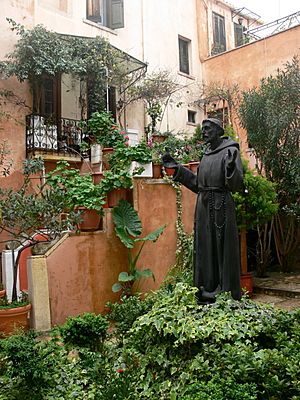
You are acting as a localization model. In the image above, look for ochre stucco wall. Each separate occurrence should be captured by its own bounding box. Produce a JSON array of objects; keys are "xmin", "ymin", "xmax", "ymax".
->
[
  {"xmin": 45, "ymin": 178, "xmax": 196, "ymax": 326},
  {"xmin": 202, "ymin": 25, "xmax": 300, "ymax": 158}
]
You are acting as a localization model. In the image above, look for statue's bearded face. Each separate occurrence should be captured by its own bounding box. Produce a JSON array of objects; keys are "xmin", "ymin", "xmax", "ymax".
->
[{"xmin": 202, "ymin": 121, "xmax": 220, "ymax": 144}]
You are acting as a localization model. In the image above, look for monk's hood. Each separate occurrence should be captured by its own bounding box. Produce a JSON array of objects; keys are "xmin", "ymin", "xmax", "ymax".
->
[{"xmin": 205, "ymin": 137, "xmax": 240, "ymax": 155}]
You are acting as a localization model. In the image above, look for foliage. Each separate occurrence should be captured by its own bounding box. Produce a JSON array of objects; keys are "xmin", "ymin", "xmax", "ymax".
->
[
  {"xmin": 46, "ymin": 161, "xmax": 105, "ymax": 213},
  {"xmin": 111, "ymin": 200, "xmax": 166, "ymax": 295},
  {"xmin": 0, "ymin": 331, "xmax": 63, "ymax": 398},
  {"xmin": 149, "ymin": 132, "xmax": 205, "ymax": 164},
  {"xmin": 83, "ymin": 110, "xmax": 127, "ymax": 147},
  {"xmin": 124, "ymin": 284, "xmax": 300, "ymax": 399},
  {"xmin": 0, "ymin": 140, "xmax": 13, "ymax": 177},
  {"xmin": 109, "ymin": 141, "xmax": 152, "ymax": 173},
  {"xmin": 239, "ymin": 57, "xmax": 300, "ymax": 216},
  {"xmin": 0, "ymin": 280, "xmax": 300, "ymax": 399},
  {"xmin": 59, "ymin": 313, "xmax": 109, "ymax": 351},
  {"xmin": 0, "ymin": 159, "xmax": 80, "ymax": 302},
  {"xmin": 233, "ymin": 160, "xmax": 278, "ymax": 230},
  {"xmin": 106, "ymin": 294, "xmax": 154, "ymax": 338},
  {"xmin": 0, "ymin": 20, "xmax": 145, "ymax": 116},
  {"xmin": 120, "ymin": 69, "xmax": 182, "ymax": 132},
  {"xmin": 99, "ymin": 168, "xmax": 134, "ymax": 196}
]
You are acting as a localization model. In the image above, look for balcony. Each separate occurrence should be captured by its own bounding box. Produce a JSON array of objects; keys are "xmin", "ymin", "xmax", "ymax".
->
[{"xmin": 26, "ymin": 114, "xmax": 89, "ymax": 161}]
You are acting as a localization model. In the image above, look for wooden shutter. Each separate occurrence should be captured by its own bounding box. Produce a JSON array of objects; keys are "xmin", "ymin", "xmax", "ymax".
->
[
  {"xmin": 107, "ymin": 0, "xmax": 124, "ymax": 29},
  {"xmin": 87, "ymin": 0, "xmax": 101, "ymax": 23},
  {"xmin": 213, "ymin": 13, "xmax": 226, "ymax": 53},
  {"xmin": 179, "ymin": 38, "xmax": 190, "ymax": 74},
  {"xmin": 234, "ymin": 23, "xmax": 244, "ymax": 47}
]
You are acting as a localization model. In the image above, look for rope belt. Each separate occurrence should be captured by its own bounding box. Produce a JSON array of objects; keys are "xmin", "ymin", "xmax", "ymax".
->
[
  {"xmin": 198, "ymin": 187, "xmax": 228, "ymax": 237},
  {"xmin": 198, "ymin": 186, "xmax": 228, "ymax": 192}
]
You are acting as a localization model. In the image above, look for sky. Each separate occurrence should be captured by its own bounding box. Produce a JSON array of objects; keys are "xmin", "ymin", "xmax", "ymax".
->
[{"xmin": 228, "ymin": 0, "xmax": 300, "ymax": 23}]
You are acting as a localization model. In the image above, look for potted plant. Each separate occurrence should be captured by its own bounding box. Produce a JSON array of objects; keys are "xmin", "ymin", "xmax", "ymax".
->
[
  {"xmin": 111, "ymin": 199, "xmax": 166, "ymax": 296},
  {"xmin": 46, "ymin": 161, "xmax": 106, "ymax": 231},
  {"xmin": 233, "ymin": 160, "xmax": 278, "ymax": 293},
  {"xmin": 84, "ymin": 110, "xmax": 127, "ymax": 149},
  {"xmin": 99, "ymin": 169, "xmax": 134, "ymax": 208},
  {"xmin": 0, "ymin": 159, "xmax": 79, "ymax": 336}
]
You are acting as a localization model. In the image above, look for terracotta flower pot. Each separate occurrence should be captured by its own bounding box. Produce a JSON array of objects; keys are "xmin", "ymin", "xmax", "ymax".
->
[
  {"xmin": 77, "ymin": 207, "xmax": 102, "ymax": 231},
  {"xmin": 240, "ymin": 272, "xmax": 254, "ymax": 296},
  {"xmin": 92, "ymin": 172, "xmax": 104, "ymax": 185},
  {"xmin": 0, "ymin": 303, "xmax": 31, "ymax": 336},
  {"xmin": 0, "ymin": 289, "xmax": 5, "ymax": 298},
  {"xmin": 182, "ymin": 163, "xmax": 190, "ymax": 169},
  {"xmin": 102, "ymin": 147, "xmax": 114, "ymax": 170},
  {"xmin": 189, "ymin": 161, "xmax": 200, "ymax": 173},
  {"xmin": 152, "ymin": 163, "xmax": 163, "ymax": 178},
  {"xmin": 151, "ymin": 134, "xmax": 168, "ymax": 143},
  {"xmin": 107, "ymin": 188, "xmax": 133, "ymax": 208},
  {"xmin": 164, "ymin": 167, "xmax": 175, "ymax": 176}
]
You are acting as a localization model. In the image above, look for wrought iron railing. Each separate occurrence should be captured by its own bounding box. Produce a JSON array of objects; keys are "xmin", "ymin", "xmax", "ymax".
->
[{"xmin": 26, "ymin": 114, "xmax": 89, "ymax": 158}]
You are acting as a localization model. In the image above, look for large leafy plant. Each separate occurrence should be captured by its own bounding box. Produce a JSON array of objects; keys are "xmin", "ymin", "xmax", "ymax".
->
[
  {"xmin": 46, "ymin": 161, "xmax": 105, "ymax": 213},
  {"xmin": 112, "ymin": 200, "xmax": 166, "ymax": 295},
  {"xmin": 84, "ymin": 110, "xmax": 126, "ymax": 148},
  {"xmin": 239, "ymin": 57, "xmax": 300, "ymax": 271},
  {"xmin": 0, "ymin": 159, "xmax": 80, "ymax": 303}
]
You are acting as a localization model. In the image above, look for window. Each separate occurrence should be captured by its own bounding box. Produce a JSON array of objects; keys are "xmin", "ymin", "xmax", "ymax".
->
[
  {"xmin": 178, "ymin": 37, "xmax": 190, "ymax": 75},
  {"xmin": 212, "ymin": 12, "xmax": 226, "ymax": 55},
  {"xmin": 86, "ymin": 0, "xmax": 124, "ymax": 29},
  {"xmin": 187, "ymin": 110, "xmax": 196, "ymax": 124},
  {"xmin": 234, "ymin": 22, "xmax": 244, "ymax": 47},
  {"xmin": 33, "ymin": 75, "xmax": 60, "ymax": 118}
]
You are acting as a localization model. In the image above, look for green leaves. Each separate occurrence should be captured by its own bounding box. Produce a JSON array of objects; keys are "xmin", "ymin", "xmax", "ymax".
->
[
  {"xmin": 112, "ymin": 200, "xmax": 165, "ymax": 295},
  {"xmin": 239, "ymin": 57, "xmax": 300, "ymax": 214},
  {"xmin": 112, "ymin": 200, "xmax": 142, "ymax": 245}
]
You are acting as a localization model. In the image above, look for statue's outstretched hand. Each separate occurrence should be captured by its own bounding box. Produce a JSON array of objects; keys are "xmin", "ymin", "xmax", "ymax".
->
[
  {"xmin": 162, "ymin": 152, "xmax": 178, "ymax": 169},
  {"xmin": 227, "ymin": 148, "xmax": 237, "ymax": 172}
]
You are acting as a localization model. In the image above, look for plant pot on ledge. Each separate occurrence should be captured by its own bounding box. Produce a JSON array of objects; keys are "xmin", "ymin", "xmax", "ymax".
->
[
  {"xmin": 151, "ymin": 133, "xmax": 168, "ymax": 143},
  {"xmin": 189, "ymin": 161, "xmax": 200, "ymax": 173},
  {"xmin": 0, "ymin": 303, "xmax": 31, "ymax": 337},
  {"xmin": 0, "ymin": 289, "xmax": 5, "ymax": 298},
  {"xmin": 107, "ymin": 188, "xmax": 133, "ymax": 208},
  {"xmin": 77, "ymin": 207, "xmax": 103, "ymax": 231},
  {"xmin": 102, "ymin": 147, "xmax": 114, "ymax": 170},
  {"xmin": 152, "ymin": 163, "xmax": 163, "ymax": 178}
]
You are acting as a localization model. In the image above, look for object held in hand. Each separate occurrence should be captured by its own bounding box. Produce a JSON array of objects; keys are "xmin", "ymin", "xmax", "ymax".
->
[{"xmin": 162, "ymin": 153, "xmax": 178, "ymax": 169}]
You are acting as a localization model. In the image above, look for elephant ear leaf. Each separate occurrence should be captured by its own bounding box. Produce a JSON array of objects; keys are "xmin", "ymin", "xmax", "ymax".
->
[
  {"xmin": 112, "ymin": 199, "xmax": 142, "ymax": 239},
  {"xmin": 115, "ymin": 227, "xmax": 134, "ymax": 248},
  {"xmin": 136, "ymin": 224, "xmax": 166, "ymax": 243}
]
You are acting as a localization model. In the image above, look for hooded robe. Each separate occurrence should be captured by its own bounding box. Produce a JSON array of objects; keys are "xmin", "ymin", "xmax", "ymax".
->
[{"xmin": 174, "ymin": 137, "xmax": 243, "ymax": 300}]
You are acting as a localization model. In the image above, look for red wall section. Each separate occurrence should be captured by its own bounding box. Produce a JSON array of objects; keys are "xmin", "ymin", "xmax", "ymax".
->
[{"xmin": 46, "ymin": 178, "xmax": 196, "ymax": 326}]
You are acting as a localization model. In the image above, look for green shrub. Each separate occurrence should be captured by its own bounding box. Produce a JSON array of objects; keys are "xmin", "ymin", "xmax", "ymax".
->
[
  {"xmin": 0, "ymin": 331, "xmax": 63, "ymax": 399},
  {"xmin": 59, "ymin": 312, "xmax": 109, "ymax": 351},
  {"xmin": 106, "ymin": 294, "xmax": 154, "ymax": 337},
  {"xmin": 123, "ymin": 284, "xmax": 300, "ymax": 399}
]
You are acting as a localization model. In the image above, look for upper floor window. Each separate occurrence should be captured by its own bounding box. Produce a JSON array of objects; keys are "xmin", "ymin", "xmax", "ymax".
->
[
  {"xmin": 178, "ymin": 36, "xmax": 191, "ymax": 75},
  {"xmin": 234, "ymin": 22, "xmax": 244, "ymax": 47},
  {"xmin": 212, "ymin": 12, "xmax": 226, "ymax": 55},
  {"xmin": 86, "ymin": 0, "xmax": 124, "ymax": 29}
]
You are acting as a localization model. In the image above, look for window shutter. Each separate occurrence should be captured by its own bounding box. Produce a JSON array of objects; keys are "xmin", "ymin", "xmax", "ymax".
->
[
  {"xmin": 179, "ymin": 38, "xmax": 190, "ymax": 75},
  {"xmin": 87, "ymin": 0, "xmax": 101, "ymax": 23},
  {"xmin": 234, "ymin": 23, "xmax": 244, "ymax": 47},
  {"xmin": 107, "ymin": 0, "xmax": 124, "ymax": 29},
  {"xmin": 212, "ymin": 13, "xmax": 226, "ymax": 53}
]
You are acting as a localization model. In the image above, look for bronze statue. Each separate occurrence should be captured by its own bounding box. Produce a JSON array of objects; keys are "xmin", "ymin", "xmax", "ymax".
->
[{"xmin": 162, "ymin": 118, "xmax": 243, "ymax": 303}]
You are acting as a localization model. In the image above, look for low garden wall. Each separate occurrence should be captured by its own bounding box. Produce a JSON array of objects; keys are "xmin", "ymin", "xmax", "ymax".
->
[{"xmin": 28, "ymin": 178, "xmax": 196, "ymax": 329}]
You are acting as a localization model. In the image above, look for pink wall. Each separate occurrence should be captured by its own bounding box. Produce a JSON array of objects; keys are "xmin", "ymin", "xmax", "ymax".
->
[
  {"xmin": 202, "ymin": 25, "xmax": 300, "ymax": 155},
  {"xmin": 46, "ymin": 179, "xmax": 196, "ymax": 326}
]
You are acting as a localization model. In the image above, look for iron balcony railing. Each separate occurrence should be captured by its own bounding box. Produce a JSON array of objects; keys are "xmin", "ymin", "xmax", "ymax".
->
[{"xmin": 26, "ymin": 114, "xmax": 89, "ymax": 158}]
